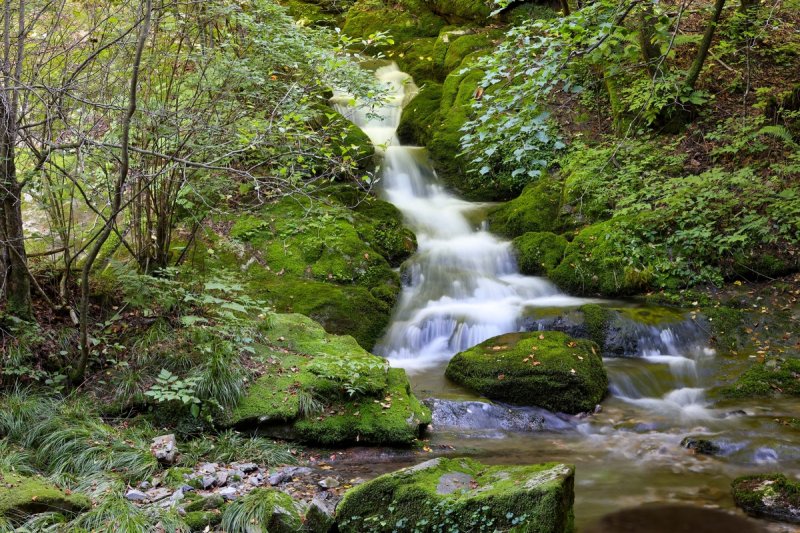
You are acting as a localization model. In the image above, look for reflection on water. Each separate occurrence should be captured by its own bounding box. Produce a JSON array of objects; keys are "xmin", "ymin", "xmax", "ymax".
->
[{"xmin": 335, "ymin": 63, "xmax": 800, "ymax": 532}]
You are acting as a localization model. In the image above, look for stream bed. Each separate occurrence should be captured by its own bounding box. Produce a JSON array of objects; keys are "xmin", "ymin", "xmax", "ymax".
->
[{"xmin": 333, "ymin": 64, "xmax": 800, "ymax": 531}]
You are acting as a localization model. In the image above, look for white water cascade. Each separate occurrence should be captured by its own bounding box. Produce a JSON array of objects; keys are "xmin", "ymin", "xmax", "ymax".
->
[{"xmin": 334, "ymin": 64, "xmax": 589, "ymax": 373}]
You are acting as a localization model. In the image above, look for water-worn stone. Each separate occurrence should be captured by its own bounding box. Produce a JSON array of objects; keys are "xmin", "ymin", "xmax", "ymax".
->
[
  {"xmin": 681, "ymin": 437, "xmax": 721, "ymax": 456},
  {"xmin": 336, "ymin": 458, "xmax": 575, "ymax": 532},
  {"xmin": 151, "ymin": 434, "xmax": 178, "ymax": 464},
  {"xmin": 585, "ymin": 503, "xmax": 767, "ymax": 533},
  {"xmin": 124, "ymin": 489, "xmax": 148, "ymax": 502},
  {"xmin": 732, "ymin": 474, "xmax": 800, "ymax": 524},
  {"xmin": 201, "ymin": 475, "xmax": 216, "ymax": 490},
  {"xmin": 445, "ymin": 331, "xmax": 607, "ymax": 414},
  {"xmin": 318, "ymin": 476, "xmax": 340, "ymax": 489},
  {"xmin": 219, "ymin": 487, "xmax": 238, "ymax": 501},
  {"xmin": 423, "ymin": 398, "xmax": 575, "ymax": 432}
]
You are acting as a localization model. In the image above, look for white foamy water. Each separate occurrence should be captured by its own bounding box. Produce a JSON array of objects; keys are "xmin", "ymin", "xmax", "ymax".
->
[{"xmin": 335, "ymin": 64, "xmax": 588, "ymax": 373}]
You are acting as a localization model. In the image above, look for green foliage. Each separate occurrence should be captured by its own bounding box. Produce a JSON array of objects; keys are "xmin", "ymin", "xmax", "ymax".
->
[
  {"xmin": 221, "ymin": 488, "xmax": 302, "ymax": 533},
  {"xmin": 179, "ymin": 430, "xmax": 296, "ymax": 467}
]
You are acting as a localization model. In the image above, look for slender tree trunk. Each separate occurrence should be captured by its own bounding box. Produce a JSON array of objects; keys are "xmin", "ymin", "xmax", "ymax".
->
[
  {"xmin": 685, "ymin": 0, "xmax": 727, "ymax": 91},
  {"xmin": 639, "ymin": 1, "xmax": 661, "ymax": 76},
  {"xmin": 0, "ymin": 0, "xmax": 32, "ymax": 319},
  {"xmin": 560, "ymin": 0, "xmax": 571, "ymax": 16},
  {"xmin": 73, "ymin": 0, "xmax": 152, "ymax": 382}
]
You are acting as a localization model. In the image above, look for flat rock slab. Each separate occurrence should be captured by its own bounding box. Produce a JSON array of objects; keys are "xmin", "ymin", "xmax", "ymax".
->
[{"xmin": 436, "ymin": 472, "xmax": 474, "ymax": 494}]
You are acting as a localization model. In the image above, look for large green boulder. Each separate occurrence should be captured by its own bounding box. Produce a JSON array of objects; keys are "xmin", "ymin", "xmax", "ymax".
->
[
  {"xmin": 342, "ymin": 0, "xmax": 446, "ymax": 42},
  {"xmin": 732, "ymin": 473, "xmax": 800, "ymax": 524},
  {"xmin": 549, "ymin": 218, "xmax": 653, "ymax": 297},
  {"xmin": 336, "ymin": 457, "xmax": 575, "ymax": 532},
  {"xmin": 512, "ymin": 231, "xmax": 567, "ymax": 276},
  {"xmin": 424, "ymin": 0, "xmax": 491, "ymax": 21},
  {"xmin": 397, "ymin": 83, "xmax": 442, "ymax": 146},
  {"xmin": 230, "ymin": 314, "xmax": 431, "ymax": 445},
  {"xmin": 445, "ymin": 331, "xmax": 607, "ymax": 413},
  {"xmin": 0, "ymin": 471, "xmax": 91, "ymax": 521},
  {"xmin": 488, "ymin": 175, "xmax": 563, "ymax": 238}
]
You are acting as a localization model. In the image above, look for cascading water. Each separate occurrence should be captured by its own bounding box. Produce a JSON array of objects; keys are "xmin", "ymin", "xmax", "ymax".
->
[
  {"xmin": 336, "ymin": 64, "xmax": 588, "ymax": 373},
  {"xmin": 334, "ymin": 63, "xmax": 800, "ymax": 531}
]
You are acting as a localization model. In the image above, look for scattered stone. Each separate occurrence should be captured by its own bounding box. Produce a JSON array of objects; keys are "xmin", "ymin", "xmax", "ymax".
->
[
  {"xmin": 248, "ymin": 474, "xmax": 264, "ymax": 487},
  {"xmin": 137, "ymin": 480, "xmax": 152, "ymax": 490},
  {"xmin": 124, "ymin": 489, "xmax": 148, "ymax": 502},
  {"xmin": 219, "ymin": 487, "xmax": 238, "ymax": 501},
  {"xmin": 318, "ymin": 476, "xmax": 339, "ymax": 489},
  {"xmin": 201, "ymin": 475, "xmax": 216, "ymax": 490},
  {"xmin": 337, "ymin": 458, "xmax": 574, "ymax": 533},
  {"xmin": 233, "ymin": 462, "xmax": 259, "ymax": 473},
  {"xmin": 269, "ymin": 471, "xmax": 289, "ymax": 486},
  {"xmin": 179, "ymin": 484, "xmax": 195, "ymax": 493},
  {"xmin": 200, "ymin": 462, "xmax": 218, "ymax": 474},
  {"xmin": 151, "ymin": 434, "xmax": 178, "ymax": 464},
  {"xmin": 681, "ymin": 437, "xmax": 722, "ymax": 456},
  {"xmin": 216, "ymin": 471, "xmax": 229, "ymax": 487},
  {"xmin": 733, "ymin": 474, "xmax": 800, "ymax": 523},
  {"xmin": 146, "ymin": 487, "xmax": 172, "ymax": 502}
]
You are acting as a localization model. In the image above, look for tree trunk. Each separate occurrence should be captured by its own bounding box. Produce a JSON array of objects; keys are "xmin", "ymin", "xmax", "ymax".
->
[
  {"xmin": 73, "ymin": 0, "xmax": 152, "ymax": 382},
  {"xmin": 685, "ymin": 0, "xmax": 727, "ymax": 92},
  {"xmin": 639, "ymin": 1, "xmax": 661, "ymax": 76}
]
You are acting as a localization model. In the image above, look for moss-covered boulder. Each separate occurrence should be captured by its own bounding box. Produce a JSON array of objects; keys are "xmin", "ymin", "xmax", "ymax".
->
[
  {"xmin": 549, "ymin": 218, "xmax": 653, "ymax": 297},
  {"xmin": 718, "ymin": 357, "xmax": 800, "ymax": 399},
  {"xmin": 732, "ymin": 473, "xmax": 800, "ymax": 524},
  {"xmin": 397, "ymin": 83, "xmax": 442, "ymax": 146},
  {"xmin": 513, "ymin": 232, "xmax": 567, "ymax": 276},
  {"xmin": 336, "ymin": 457, "xmax": 575, "ymax": 532},
  {"xmin": 342, "ymin": 0, "xmax": 446, "ymax": 42},
  {"xmin": 432, "ymin": 29, "xmax": 502, "ymax": 78},
  {"xmin": 424, "ymin": 0, "xmax": 491, "ymax": 21},
  {"xmin": 488, "ymin": 175, "xmax": 563, "ymax": 238},
  {"xmin": 445, "ymin": 331, "xmax": 607, "ymax": 414},
  {"xmin": 0, "ymin": 471, "xmax": 91, "ymax": 521},
  {"xmin": 230, "ymin": 313, "xmax": 430, "ymax": 445},
  {"xmin": 206, "ymin": 194, "xmax": 411, "ymax": 349},
  {"xmin": 224, "ymin": 489, "xmax": 305, "ymax": 532}
]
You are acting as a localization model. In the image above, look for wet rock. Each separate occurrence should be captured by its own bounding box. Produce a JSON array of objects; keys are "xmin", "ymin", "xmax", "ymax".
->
[
  {"xmin": 305, "ymin": 494, "xmax": 337, "ymax": 533},
  {"xmin": 424, "ymin": 398, "xmax": 557, "ymax": 432},
  {"xmin": 733, "ymin": 474, "xmax": 800, "ymax": 524},
  {"xmin": 124, "ymin": 489, "xmax": 147, "ymax": 502},
  {"xmin": 445, "ymin": 331, "xmax": 607, "ymax": 414},
  {"xmin": 318, "ymin": 476, "xmax": 339, "ymax": 489},
  {"xmin": 681, "ymin": 437, "xmax": 721, "ymax": 456},
  {"xmin": 219, "ymin": 487, "xmax": 238, "ymax": 501},
  {"xmin": 336, "ymin": 458, "xmax": 574, "ymax": 533},
  {"xmin": 151, "ymin": 434, "xmax": 178, "ymax": 465}
]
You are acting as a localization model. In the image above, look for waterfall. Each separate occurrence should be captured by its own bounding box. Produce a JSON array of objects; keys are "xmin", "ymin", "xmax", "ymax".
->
[{"xmin": 336, "ymin": 64, "xmax": 588, "ymax": 373}]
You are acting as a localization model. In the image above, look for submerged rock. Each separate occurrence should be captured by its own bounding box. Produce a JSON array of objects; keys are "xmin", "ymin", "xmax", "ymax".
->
[
  {"xmin": 732, "ymin": 473, "xmax": 800, "ymax": 524},
  {"xmin": 585, "ymin": 503, "xmax": 766, "ymax": 533},
  {"xmin": 0, "ymin": 471, "xmax": 91, "ymax": 519},
  {"xmin": 336, "ymin": 458, "xmax": 575, "ymax": 532},
  {"xmin": 681, "ymin": 437, "xmax": 721, "ymax": 456},
  {"xmin": 445, "ymin": 331, "xmax": 607, "ymax": 414},
  {"xmin": 423, "ymin": 398, "xmax": 574, "ymax": 432}
]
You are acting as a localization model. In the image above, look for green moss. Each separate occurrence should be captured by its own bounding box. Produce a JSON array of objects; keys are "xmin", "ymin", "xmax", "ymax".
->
[
  {"xmin": 352, "ymin": 198, "xmax": 417, "ymax": 266},
  {"xmin": 705, "ymin": 306, "xmax": 746, "ymax": 351},
  {"xmin": 488, "ymin": 175, "xmax": 564, "ymax": 238},
  {"xmin": 512, "ymin": 232, "xmax": 567, "ymax": 276},
  {"xmin": 719, "ymin": 358, "xmax": 800, "ymax": 399},
  {"xmin": 397, "ymin": 83, "xmax": 443, "ymax": 146},
  {"xmin": 184, "ymin": 510, "xmax": 222, "ymax": 531},
  {"xmin": 163, "ymin": 467, "xmax": 193, "ymax": 488},
  {"xmin": 283, "ymin": 0, "xmax": 339, "ymax": 26},
  {"xmin": 393, "ymin": 38, "xmax": 438, "ymax": 82},
  {"xmin": 445, "ymin": 331, "xmax": 607, "ymax": 414},
  {"xmin": 732, "ymin": 473, "xmax": 800, "ymax": 523},
  {"xmin": 343, "ymin": 0, "xmax": 446, "ymax": 42},
  {"xmin": 337, "ymin": 457, "xmax": 575, "ymax": 533},
  {"xmin": 184, "ymin": 495, "xmax": 225, "ymax": 512},
  {"xmin": 424, "ymin": 0, "xmax": 491, "ymax": 21},
  {"xmin": 615, "ymin": 306, "xmax": 687, "ymax": 326},
  {"xmin": 549, "ymin": 218, "xmax": 654, "ymax": 297},
  {"xmin": 293, "ymin": 368, "xmax": 431, "ymax": 445},
  {"xmin": 230, "ymin": 314, "xmax": 430, "ymax": 445},
  {"xmin": 0, "ymin": 471, "xmax": 91, "ymax": 521},
  {"xmin": 579, "ymin": 304, "xmax": 611, "ymax": 349},
  {"xmin": 437, "ymin": 30, "xmax": 501, "ymax": 75}
]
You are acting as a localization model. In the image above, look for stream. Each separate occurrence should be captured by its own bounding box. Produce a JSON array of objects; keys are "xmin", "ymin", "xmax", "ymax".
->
[{"xmin": 333, "ymin": 64, "xmax": 800, "ymax": 531}]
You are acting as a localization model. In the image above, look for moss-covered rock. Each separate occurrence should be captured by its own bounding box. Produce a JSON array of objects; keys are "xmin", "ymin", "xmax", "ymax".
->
[
  {"xmin": 424, "ymin": 0, "xmax": 491, "ymax": 21},
  {"xmin": 445, "ymin": 331, "xmax": 607, "ymax": 413},
  {"xmin": 488, "ymin": 175, "xmax": 563, "ymax": 238},
  {"xmin": 230, "ymin": 313, "xmax": 430, "ymax": 445},
  {"xmin": 512, "ymin": 232, "xmax": 567, "ymax": 276},
  {"xmin": 343, "ymin": 0, "xmax": 446, "ymax": 42},
  {"xmin": 337, "ymin": 457, "xmax": 575, "ymax": 532},
  {"xmin": 0, "ymin": 471, "xmax": 91, "ymax": 521},
  {"xmin": 185, "ymin": 509, "xmax": 223, "ymax": 531},
  {"xmin": 397, "ymin": 83, "xmax": 442, "ymax": 146},
  {"xmin": 719, "ymin": 358, "xmax": 800, "ymax": 399},
  {"xmin": 732, "ymin": 473, "xmax": 800, "ymax": 524},
  {"xmin": 210, "ymin": 194, "xmax": 408, "ymax": 349},
  {"xmin": 433, "ymin": 29, "xmax": 502, "ymax": 77},
  {"xmin": 227, "ymin": 489, "xmax": 305, "ymax": 532},
  {"xmin": 549, "ymin": 218, "xmax": 654, "ymax": 297},
  {"xmin": 392, "ymin": 37, "xmax": 438, "ymax": 83},
  {"xmin": 283, "ymin": 0, "xmax": 339, "ymax": 26}
]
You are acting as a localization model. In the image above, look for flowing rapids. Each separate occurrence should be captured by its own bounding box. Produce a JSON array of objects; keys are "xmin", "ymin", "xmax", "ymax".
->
[{"xmin": 334, "ymin": 64, "xmax": 800, "ymax": 532}]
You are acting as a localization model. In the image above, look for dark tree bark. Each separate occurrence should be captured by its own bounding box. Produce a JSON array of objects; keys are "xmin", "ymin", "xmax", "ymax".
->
[{"xmin": 685, "ymin": 0, "xmax": 727, "ymax": 92}]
